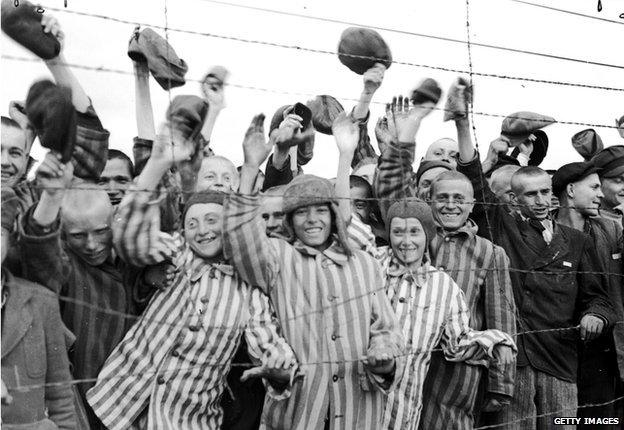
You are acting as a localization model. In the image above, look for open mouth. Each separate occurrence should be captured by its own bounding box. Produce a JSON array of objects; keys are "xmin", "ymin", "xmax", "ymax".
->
[
  {"xmin": 1, "ymin": 171, "xmax": 15, "ymax": 180},
  {"xmin": 197, "ymin": 235, "xmax": 217, "ymax": 245},
  {"xmin": 304, "ymin": 227, "xmax": 322, "ymax": 234}
]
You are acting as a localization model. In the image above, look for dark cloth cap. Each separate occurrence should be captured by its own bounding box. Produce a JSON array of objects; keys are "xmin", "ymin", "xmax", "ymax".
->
[
  {"xmin": 572, "ymin": 129, "xmax": 603, "ymax": 161},
  {"xmin": 128, "ymin": 27, "xmax": 188, "ymax": 90},
  {"xmin": 552, "ymin": 161, "xmax": 601, "ymax": 197},
  {"xmin": 509, "ymin": 129, "xmax": 549, "ymax": 167},
  {"xmin": 283, "ymin": 174, "xmax": 335, "ymax": 214},
  {"xmin": 592, "ymin": 145, "xmax": 624, "ymax": 178},
  {"xmin": 1, "ymin": 0, "xmax": 60, "ymax": 60},
  {"xmin": 415, "ymin": 160, "xmax": 452, "ymax": 185},
  {"xmin": 306, "ymin": 95, "xmax": 345, "ymax": 135},
  {"xmin": 166, "ymin": 95, "xmax": 209, "ymax": 143},
  {"xmin": 269, "ymin": 103, "xmax": 312, "ymax": 134},
  {"xmin": 1, "ymin": 186, "xmax": 19, "ymax": 233},
  {"xmin": 501, "ymin": 111, "xmax": 556, "ymax": 147},
  {"xmin": 337, "ymin": 27, "xmax": 392, "ymax": 75},
  {"xmin": 410, "ymin": 78, "xmax": 442, "ymax": 105},
  {"xmin": 386, "ymin": 198, "xmax": 436, "ymax": 245},
  {"xmin": 25, "ymin": 80, "xmax": 76, "ymax": 163},
  {"xmin": 182, "ymin": 191, "xmax": 227, "ymax": 223}
]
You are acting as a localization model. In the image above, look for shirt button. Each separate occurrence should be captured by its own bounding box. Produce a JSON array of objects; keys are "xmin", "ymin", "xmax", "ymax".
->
[
  {"xmin": 200, "ymin": 297, "xmax": 209, "ymax": 304},
  {"xmin": 189, "ymin": 325, "xmax": 200, "ymax": 332},
  {"xmin": 332, "ymin": 375, "xmax": 339, "ymax": 382},
  {"xmin": 157, "ymin": 376, "xmax": 166, "ymax": 385},
  {"xmin": 172, "ymin": 350, "xmax": 180, "ymax": 357},
  {"xmin": 331, "ymin": 334, "xmax": 337, "ymax": 341},
  {"xmin": 445, "ymin": 237, "xmax": 450, "ymax": 242},
  {"xmin": 439, "ymin": 266, "xmax": 445, "ymax": 271},
  {"xmin": 398, "ymin": 297, "xmax": 407, "ymax": 303}
]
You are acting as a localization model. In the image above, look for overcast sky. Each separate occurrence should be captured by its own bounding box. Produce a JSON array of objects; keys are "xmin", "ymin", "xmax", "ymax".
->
[{"xmin": 2, "ymin": 0, "xmax": 623, "ymax": 177}]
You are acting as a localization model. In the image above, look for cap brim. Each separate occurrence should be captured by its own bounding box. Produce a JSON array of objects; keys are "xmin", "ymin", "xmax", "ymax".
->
[{"xmin": 603, "ymin": 164, "xmax": 624, "ymax": 178}]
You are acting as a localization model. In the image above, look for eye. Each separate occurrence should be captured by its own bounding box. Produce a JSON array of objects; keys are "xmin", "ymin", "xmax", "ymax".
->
[
  {"xmin": 261, "ymin": 213, "xmax": 270, "ymax": 220},
  {"xmin": 9, "ymin": 149, "xmax": 23, "ymax": 157},
  {"xmin": 294, "ymin": 209, "xmax": 307, "ymax": 217},
  {"xmin": 71, "ymin": 233, "xmax": 86, "ymax": 240},
  {"xmin": 94, "ymin": 228, "xmax": 109, "ymax": 235},
  {"xmin": 187, "ymin": 220, "xmax": 197, "ymax": 229}
]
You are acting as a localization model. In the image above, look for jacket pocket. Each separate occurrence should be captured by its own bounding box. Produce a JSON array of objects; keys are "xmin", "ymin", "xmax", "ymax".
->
[{"xmin": 24, "ymin": 326, "xmax": 46, "ymax": 379}]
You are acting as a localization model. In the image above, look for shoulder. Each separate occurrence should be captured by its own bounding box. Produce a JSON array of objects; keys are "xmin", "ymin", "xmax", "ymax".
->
[
  {"xmin": 557, "ymin": 223, "xmax": 590, "ymax": 242},
  {"xmin": 17, "ymin": 277, "xmax": 59, "ymax": 307}
]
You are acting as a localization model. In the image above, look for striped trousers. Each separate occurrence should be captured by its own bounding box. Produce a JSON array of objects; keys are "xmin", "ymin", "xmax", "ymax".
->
[{"xmin": 484, "ymin": 366, "xmax": 576, "ymax": 430}]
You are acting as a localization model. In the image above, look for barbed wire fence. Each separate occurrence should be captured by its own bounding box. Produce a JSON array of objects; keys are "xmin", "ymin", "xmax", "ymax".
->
[{"xmin": 2, "ymin": 0, "xmax": 624, "ymax": 428}]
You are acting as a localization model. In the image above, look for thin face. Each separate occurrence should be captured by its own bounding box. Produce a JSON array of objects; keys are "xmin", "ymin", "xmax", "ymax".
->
[
  {"xmin": 490, "ymin": 176, "xmax": 514, "ymax": 207},
  {"xmin": 424, "ymin": 139, "xmax": 458, "ymax": 168},
  {"xmin": 99, "ymin": 158, "xmax": 133, "ymax": 205},
  {"xmin": 1, "ymin": 125, "xmax": 28, "ymax": 187},
  {"xmin": 430, "ymin": 179, "xmax": 474, "ymax": 230},
  {"xmin": 417, "ymin": 167, "xmax": 448, "ymax": 201},
  {"xmin": 601, "ymin": 174, "xmax": 624, "ymax": 210},
  {"xmin": 352, "ymin": 164, "xmax": 376, "ymax": 186},
  {"xmin": 389, "ymin": 217, "xmax": 427, "ymax": 268},
  {"xmin": 569, "ymin": 173, "xmax": 603, "ymax": 217},
  {"xmin": 63, "ymin": 207, "xmax": 113, "ymax": 266},
  {"xmin": 261, "ymin": 196, "xmax": 285, "ymax": 236},
  {"xmin": 350, "ymin": 186, "xmax": 371, "ymax": 224},
  {"xmin": 512, "ymin": 173, "xmax": 552, "ymax": 220},
  {"xmin": 184, "ymin": 203, "xmax": 224, "ymax": 259},
  {"xmin": 292, "ymin": 204, "xmax": 332, "ymax": 249},
  {"xmin": 196, "ymin": 158, "xmax": 238, "ymax": 192}
]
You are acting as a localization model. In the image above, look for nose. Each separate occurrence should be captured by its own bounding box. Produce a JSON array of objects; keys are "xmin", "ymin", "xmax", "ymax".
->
[
  {"xmin": 534, "ymin": 194, "xmax": 545, "ymax": 205},
  {"xmin": 597, "ymin": 188, "xmax": 604, "ymax": 198},
  {"xmin": 1, "ymin": 149, "xmax": 9, "ymax": 166},
  {"xmin": 85, "ymin": 234, "xmax": 98, "ymax": 252}
]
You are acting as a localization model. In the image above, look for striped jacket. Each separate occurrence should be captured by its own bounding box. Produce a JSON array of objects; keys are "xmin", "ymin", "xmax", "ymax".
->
[
  {"xmin": 223, "ymin": 192, "xmax": 406, "ymax": 430},
  {"xmin": 347, "ymin": 219, "xmax": 516, "ymax": 430},
  {"xmin": 87, "ymin": 233, "xmax": 295, "ymax": 430}
]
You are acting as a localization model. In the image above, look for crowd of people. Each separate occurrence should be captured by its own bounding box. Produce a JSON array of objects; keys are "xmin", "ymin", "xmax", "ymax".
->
[{"xmin": 1, "ymin": 5, "xmax": 624, "ymax": 430}]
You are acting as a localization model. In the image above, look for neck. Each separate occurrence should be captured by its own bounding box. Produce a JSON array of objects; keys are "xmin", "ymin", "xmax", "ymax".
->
[{"xmin": 556, "ymin": 205, "xmax": 585, "ymax": 231}]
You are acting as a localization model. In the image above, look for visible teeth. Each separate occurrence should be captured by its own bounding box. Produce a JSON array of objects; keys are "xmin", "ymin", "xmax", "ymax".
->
[{"xmin": 306, "ymin": 228, "xmax": 321, "ymax": 233}]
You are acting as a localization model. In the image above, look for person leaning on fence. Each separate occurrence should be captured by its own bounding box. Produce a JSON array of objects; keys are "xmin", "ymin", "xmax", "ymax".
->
[
  {"xmin": 552, "ymin": 161, "xmax": 624, "ymax": 428},
  {"xmin": 330, "ymin": 110, "xmax": 517, "ymax": 430},
  {"xmin": 16, "ymin": 149, "xmax": 157, "ymax": 429},
  {"xmin": 223, "ymin": 113, "xmax": 405, "ymax": 430},
  {"xmin": 1, "ymin": 186, "xmax": 76, "ymax": 430},
  {"xmin": 455, "ymin": 100, "xmax": 615, "ymax": 429},
  {"xmin": 87, "ymin": 114, "xmax": 297, "ymax": 430}
]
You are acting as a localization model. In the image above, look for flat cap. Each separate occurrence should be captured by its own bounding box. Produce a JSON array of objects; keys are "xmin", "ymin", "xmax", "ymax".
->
[
  {"xmin": 572, "ymin": 129, "xmax": 603, "ymax": 161},
  {"xmin": 592, "ymin": 145, "xmax": 624, "ymax": 178},
  {"xmin": 551, "ymin": 161, "xmax": 601, "ymax": 197},
  {"xmin": 500, "ymin": 111, "xmax": 555, "ymax": 147}
]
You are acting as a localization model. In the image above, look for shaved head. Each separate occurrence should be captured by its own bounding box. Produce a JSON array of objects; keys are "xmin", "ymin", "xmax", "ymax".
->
[{"xmin": 62, "ymin": 187, "xmax": 113, "ymax": 224}]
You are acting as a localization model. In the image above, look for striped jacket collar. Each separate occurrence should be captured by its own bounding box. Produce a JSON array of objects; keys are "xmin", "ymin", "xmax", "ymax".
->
[
  {"xmin": 386, "ymin": 250, "xmax": 433, "ymax": 286},
  {"xmin": 292, "ymin": 235, "xmax": 349, "ymax": 265}
]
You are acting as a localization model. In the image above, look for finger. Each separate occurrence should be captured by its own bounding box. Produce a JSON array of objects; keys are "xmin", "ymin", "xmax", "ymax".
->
[
  {"xmin": 391, "ymin": 96, "xmax": 397, "ymax": 112},
  {"xmin": 397, "ymin": 96, "xmax": 404, "ymax": 113},
  {"xmin": 252, "ymin": 113, "xmax": 265, "ymax": 130},
  {"xmin": 579, "ymin": 323, "xmax": 587, "ymax": 341},
  {"xmin": 403, "ymin": 95, "xmax": 409, "ymax": 112},
  {"xmin": 240, "ymin": 367, "xmax": 265, "ymax": 382},
  {"xmin": 385, "ymin": 103, "xmax": 392, "ymax": 116}
]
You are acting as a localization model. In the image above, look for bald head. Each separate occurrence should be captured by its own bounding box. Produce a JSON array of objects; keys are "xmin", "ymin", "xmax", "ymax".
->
[
  {"xmin": 196, "ymin": 155, "xmax": 239, "ymax": 192},
  {"xmin": 424, "ymin": 138, "xmax": 459, "ymax": 168},
  {"xmin": 62, "ymin": 188, "xmax": 113, "ymax": 266},
  {"xmin": 489, "ymin": 165, "xmax": 521, "ymax": 207}
]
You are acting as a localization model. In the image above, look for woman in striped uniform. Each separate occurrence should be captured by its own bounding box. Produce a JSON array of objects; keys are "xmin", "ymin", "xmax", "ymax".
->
[{"xmin": 87, "ymin": 119, "xmax": 297, "ymax": 430}]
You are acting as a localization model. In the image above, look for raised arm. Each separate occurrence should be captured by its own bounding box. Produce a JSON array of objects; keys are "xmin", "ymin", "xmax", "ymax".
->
[
  {"xmin": 351, "ymin": 64, "xmax": 385, "ymax": 168},
  {"xmin": 199, "ymin": 68, "xmax": 227, "ymax": 155},
  {"xmin": 332, "ymin": 112, "xmax": 359, "ymax": 221}
]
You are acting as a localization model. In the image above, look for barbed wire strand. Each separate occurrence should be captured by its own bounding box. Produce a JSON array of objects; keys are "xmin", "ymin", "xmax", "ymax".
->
[
  {"xmin": 3, "ymin": 54, "xmax": 621, "ymax": 129},
  {"xmin": 35, "ymin": 5, "xmax": 624, "ymax": 91},
  {"xmin": 508, "ymin": 0, "xmax": 624, "ymax": 25}
]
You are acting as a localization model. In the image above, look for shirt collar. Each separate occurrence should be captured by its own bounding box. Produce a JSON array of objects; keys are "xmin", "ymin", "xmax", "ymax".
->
[
  {"xmin": 386, "ymin": 250, "xmax": 432, "ymax": 286},
  {"xmin": 435, "ymin": 218, "xmax": 478, "ymax": 239},
  {"xmin": 293, "ymin": 235, "xmax": 349, "ymax": 265}
]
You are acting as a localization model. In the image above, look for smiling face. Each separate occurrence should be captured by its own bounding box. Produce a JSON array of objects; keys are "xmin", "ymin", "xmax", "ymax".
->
[
  {"xmin": 417, "ymin": 167, "xmax": 449, "ymax": 201},
  {"xmin": 389, "ymin": 217, "xmax": 427, "ymax": 269},
  {"xmin": 196, "ymin": 156, "xmax": 239, "ymax": 192},
  {"xmin": 566, "ymin": 173, "xmax": 603, "ymax": 217},
  {"xmin": 430, "ymin": 178, "xmax": 475, "ymax": 230},
  {"xmin": 1, "ymin": 123, "xmax": 28, "ymax": 187},
  {"xmin": 184, "ymin": 203, "xmax": 224, "ymax": 259},
  {"xmin": 291, "ymin": 204, "xmax": 332, "ymax": 250},
  {"xmin": 511, "ymin": 171, "xmax": 552, "ymax": 220},
  {"xmin": 601, "ymin": 173, "xmax": 624, "ymax": 210},
  {"xmin": 99, "ymin": 157, "xmax": 133, "ymax": 205},
  {"xmin": 424, "ymin": 138, "xmax": 459, "ymax": 168}
]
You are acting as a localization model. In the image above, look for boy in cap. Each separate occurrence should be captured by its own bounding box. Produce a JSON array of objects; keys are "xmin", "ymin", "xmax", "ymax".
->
[
  {"xmin": 592, "ymin": 145, "xmax": 624, "ymax": 225},
  {"xmin": 456, "ymin": 104, "xmax": 614, "ymax": 429},
  {"xmin": 552, "ymin": 161, "xmax": 624, "ymax": 427},
  {"xmin": 87, "ymin": 115, "xmax": 296, "ymax": 430},
  {"xmin": 374, "ymin": 94, "xmax": 517, "ymax": 429},
  {"xmin": 1, "ymin": 186, "xmax": 76, "ymax": 430},
  {"xmin": 224, "ymin": 113, "xmax": 405, "ymax": 430}
]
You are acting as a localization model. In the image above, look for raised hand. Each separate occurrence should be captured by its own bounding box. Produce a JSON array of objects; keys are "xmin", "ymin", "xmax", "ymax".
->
[
  {"xmin": 150, "ymin": 122, "xmax": 196, "ymax": 166},
  {"xmin": 242, "ymin": 114, "xmax": 271, "ymax": 168},
  {"xmin": 272, "ymin": 112, "xmax": 304, "ymax": 151},
  {"xmin": 41, "ymin": 14, "xmax": 65, "ymax": 56},
  {"xmin": 201, "ymin": 76, "xmax": 226, "ymax": 113},
  {"xmin": 332, "ymin": 112, "xmax": 359, "ymax": 155},
  {"xmin": 36, "ymin": 151, "xmax": 74, "ymax": 196},
  {"xmin": 362, "ymin": 63, "xmax": 386, "ymax": 95}
]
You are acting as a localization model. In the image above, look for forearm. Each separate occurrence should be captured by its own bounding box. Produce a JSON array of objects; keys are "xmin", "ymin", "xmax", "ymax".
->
[
  {"xmin": 336, "ymin": 150, "xmax": 355, "ymax": 221},
  {"xmin": 135, "ymin": 157, "xmax": 171, "ymax": 191},
  {"xmin": 455, "ymin": 118, "xmax": 475, "ymax": 162},
  {"xmin": 353, "ymin": 90, "xmax": 374, "ymax": 122},
  {"xmin": 199, "ymin": 110, "xmax": 219, "ymax": 150},
  {"xmin": 262, "ymin": 153, "xmax": 293, "ymax": 191},
  {"xmin": 374, "ymin": 139, "xmax": 416, "ymax": 220},
  {"xmin": 33, "ymin": 191, "xmax": 64, "ymax": 227},
  {"xmin": 239, "ymin": 164, "xmax": 259, "ymax": 195},
  {"xmin": 45, "ymin": 55, "xmax": 90, "ymax": 113},
  {"xmin": 134, "ymin": 63, "xmax": 156, "ymax": 141}
]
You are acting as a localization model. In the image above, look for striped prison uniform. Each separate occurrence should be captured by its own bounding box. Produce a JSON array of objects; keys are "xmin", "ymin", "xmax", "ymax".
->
[
  {"xmin": 374, "ymin": 136, "xmax": 517, "ymax": 429},
  {"xmin": 87, "ymin": 232, "xmax": 296, "ymax": 430},
  {"xmin": 347, "ymin": 217, "xmax": 517, "ymax": 430},
  {"xmin": 223, "ymin": 192, "xmax": 406, "ymax": 430}
]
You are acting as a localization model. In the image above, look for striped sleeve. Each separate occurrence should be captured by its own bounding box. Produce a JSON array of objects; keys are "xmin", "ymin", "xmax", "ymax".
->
[
  {"xmin": 223, "ymin": 193, "xmax": 280, "ymax": 293},
  {"xmin": 484, "ymin": 245, "xmax": 517, "ymax": 396},
  {"xmin": 347, "ymin": 215, "xmax": 386, "ymax": 261},
  {"xmin": 441, "ymin": 279, "xmax": 517, "ymax": 366},
  {"xmin": 365, "ymin": 257, "xmax": 406, "ymax": 394}
]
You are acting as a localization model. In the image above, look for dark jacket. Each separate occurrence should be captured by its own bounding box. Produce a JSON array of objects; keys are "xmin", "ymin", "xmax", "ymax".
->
[
  {"xmin": 1, "ymin": 270, "xmax": 76, "ymax": 429},
  {"xmin": 458, "ymin": 155, "xmax": 614, "ymax": 382}
]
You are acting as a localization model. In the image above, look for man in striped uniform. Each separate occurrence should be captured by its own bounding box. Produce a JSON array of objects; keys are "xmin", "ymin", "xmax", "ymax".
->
[
  {"xmin": 373, "ymin": 95, "xmax": 517, "ymax": 428},
  {"xmin": 223, "ymin": 114, "xmax": 405, "ymax": 429},
  {"xmin": 87, "ymin": 118, "xmax": 297, "ymax": 429}
]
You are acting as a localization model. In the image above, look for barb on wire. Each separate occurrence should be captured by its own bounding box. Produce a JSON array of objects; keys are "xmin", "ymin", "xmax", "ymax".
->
[
  {"xmin": 35, "ymin": 5, "xmax": 624, "ymax": 92},
  {"xmin": 508, "ymin": 0, "xmax": 624, "ymax": 25},
  {"xmin": 3, "ymin": 54, "xmax": 621, "ymax": 130}
]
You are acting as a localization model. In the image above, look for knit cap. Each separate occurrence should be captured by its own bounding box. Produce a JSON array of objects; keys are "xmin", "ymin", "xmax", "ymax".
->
[{"xmin": 386, "ymin": 199, "xmax": 436, "ymax": 244}]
